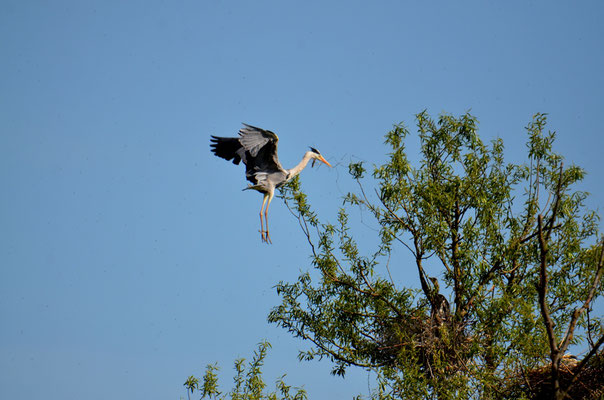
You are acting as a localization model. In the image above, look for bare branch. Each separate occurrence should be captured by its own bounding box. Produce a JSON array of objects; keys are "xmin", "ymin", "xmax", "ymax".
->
[
  {"xmin": 559, "ymin": 241, "xmax": 604, "ymax": 354},
  {"xmin": 537, "ymin": 214, "xmax": 558, "ymax": 355}
]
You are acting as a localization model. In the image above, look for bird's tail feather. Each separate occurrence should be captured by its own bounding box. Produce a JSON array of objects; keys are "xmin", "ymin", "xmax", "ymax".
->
[{"xmin": 243, "ymin": 184, "xmax": 262, "ymax": 191}]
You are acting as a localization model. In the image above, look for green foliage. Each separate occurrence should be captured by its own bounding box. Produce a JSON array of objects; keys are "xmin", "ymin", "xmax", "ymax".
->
[
  {"xmin": 271, "ymin": 112, "xmax": 603, "ymax": 399},
  {"xmin": 185, "ymin": 341, "xmax": 307, "ymax": 400},
  {"xmin": 188, "ymin": 112, "xmax": 602, "ymax": 399}
]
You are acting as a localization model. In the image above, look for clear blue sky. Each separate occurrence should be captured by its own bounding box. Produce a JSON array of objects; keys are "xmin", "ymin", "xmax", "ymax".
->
[{"xmin": 1, "ymin": 1, "xmax": 603, "ymax": 399}]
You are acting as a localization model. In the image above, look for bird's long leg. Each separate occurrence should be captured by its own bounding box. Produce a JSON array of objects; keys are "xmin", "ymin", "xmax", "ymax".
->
[
  {"xmin": 264, "ymin": 191, "xmax": 274, "ymax": 244},
  {"xmin": 259, "ymin": 193, "xmax": 269, "ymax": 243}
]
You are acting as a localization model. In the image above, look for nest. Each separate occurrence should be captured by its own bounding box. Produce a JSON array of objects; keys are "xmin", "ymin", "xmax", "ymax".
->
[
  {"xmin": 374, "ymin": 309, "xmax": 472, "ymax": 377},
  {"xmin": 510, "ymin": 352, "xmax": 604, "ymax": 400},
  {"xmin": 371, "ymin": 301, "xmax": 603, "ymax": 399}
]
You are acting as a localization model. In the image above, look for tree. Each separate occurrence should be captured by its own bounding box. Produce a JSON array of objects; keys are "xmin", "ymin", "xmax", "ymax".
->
[
  {"xmin": 267, "ymin": 112, "xmax": 604, "ymax": 399},
  {"xmin": 184, "ymin": 341, "xmax": 307, "ymax": 400}
]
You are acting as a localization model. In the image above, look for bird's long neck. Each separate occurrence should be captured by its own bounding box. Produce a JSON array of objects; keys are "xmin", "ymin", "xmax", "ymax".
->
[{"xmin": 286, "ymin": 151, "xmax": 313, "ymax": 180}]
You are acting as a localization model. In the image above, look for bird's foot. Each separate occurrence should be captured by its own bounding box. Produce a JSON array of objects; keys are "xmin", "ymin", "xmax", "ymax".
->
[
  {"xmin": 259, "ymin": 230, "xmax": 272, "ymax": 244},
  {"xmin": 259, "ymin": 230, "xmax": 269, "ymax": 243}
]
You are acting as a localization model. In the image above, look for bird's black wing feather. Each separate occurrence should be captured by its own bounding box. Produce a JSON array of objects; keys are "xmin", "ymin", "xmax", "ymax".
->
[
  {"xmin": 210, "ymin": 136, "xmax": 244, "ymax": 165},
  {"xmin": 238, "ymin": 124, "xmax": 284, "ymax": 184},
  {"xmin": 210, "ymin": 124, "xmax": 285, "ymax": 185}
]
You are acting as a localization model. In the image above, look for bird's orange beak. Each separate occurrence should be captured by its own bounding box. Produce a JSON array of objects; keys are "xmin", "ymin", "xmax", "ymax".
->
[{"xmin": 319, "ymin": 155, "xmax": 332, "ymax": 167}]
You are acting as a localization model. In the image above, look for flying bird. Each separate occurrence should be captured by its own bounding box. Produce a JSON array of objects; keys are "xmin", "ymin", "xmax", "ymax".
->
[{"xmin": 210, "ymin": 124, "xmax": 331, "ymax": 243}]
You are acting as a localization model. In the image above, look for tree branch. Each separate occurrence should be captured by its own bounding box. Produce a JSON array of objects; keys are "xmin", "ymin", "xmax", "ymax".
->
[
  {"xmin": 537, "ymin": 214, "xmax": 558, "ymax": 356},
  {"xmin": 558, "ymin": 333, "xmax": 604, "ymax": 400},
  {"xmin": 559, "ymin": 241, "xmax": 604, "ymax": 354}
]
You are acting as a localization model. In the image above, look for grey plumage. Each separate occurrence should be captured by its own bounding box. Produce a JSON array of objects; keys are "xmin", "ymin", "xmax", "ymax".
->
[{"xmin": 210, "ymin": 123, "xmax": 331, "ymax": 243}]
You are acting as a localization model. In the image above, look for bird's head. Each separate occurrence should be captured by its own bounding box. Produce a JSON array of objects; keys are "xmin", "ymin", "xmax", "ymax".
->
[
  {"xmin": 428, "ymin": 277, "xmax": 440, "ymax": 292},
  {"xmin": 309, "ymin": 147, "xmax": 332, "ymax": 168}
]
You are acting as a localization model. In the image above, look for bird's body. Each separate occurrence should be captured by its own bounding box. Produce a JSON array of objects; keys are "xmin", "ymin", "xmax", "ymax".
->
[
  {"xmin": 210, "ymin": 124, "xmax": 331, "ymax": 243},
  {"xmin": 428, "ymin": 277, "xmax": 450, "ymax": 326}
]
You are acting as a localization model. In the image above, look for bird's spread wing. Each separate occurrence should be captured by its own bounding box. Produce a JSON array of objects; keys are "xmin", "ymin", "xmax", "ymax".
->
[
  {"xmin": 238, "ymin": 124, "xmax": 285, "ymax": 184},
  {"xmin": 238, "ymin": 124, "xmax": 278, "ymax": 157},
  {"xmin": 210, "ymin": 136, "xmax": 244, "ymax": 165}
]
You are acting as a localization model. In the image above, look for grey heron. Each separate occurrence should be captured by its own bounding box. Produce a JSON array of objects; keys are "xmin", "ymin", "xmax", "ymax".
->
[
  {"xmin": 428, "ymin": 277, "xmax": 450, "ymax": 325},
  {"xmin": 210, "ymin": 123, "xmax": 331, "ymax": 243}
]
